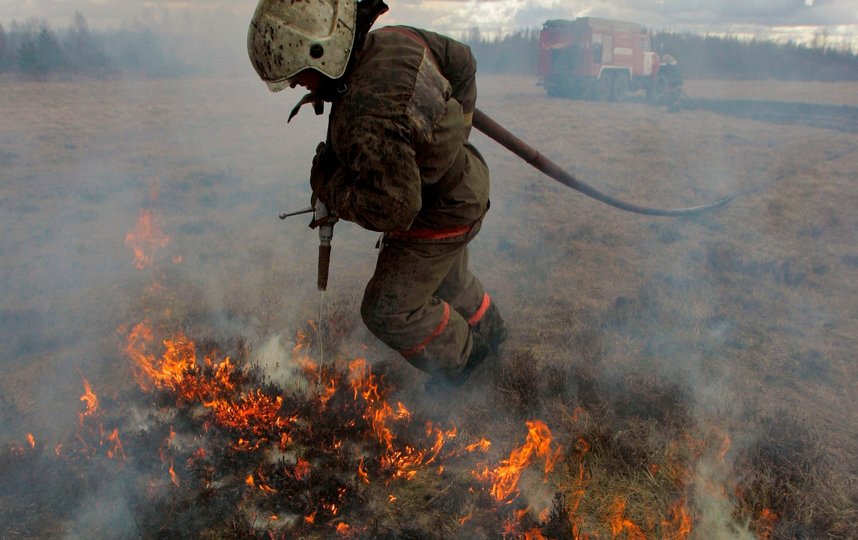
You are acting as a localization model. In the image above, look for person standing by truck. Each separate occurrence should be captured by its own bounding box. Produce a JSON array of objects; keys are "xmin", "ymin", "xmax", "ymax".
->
[{"xmin": 246, "ymin": 0, "xmax": 506, "ymax": 389}]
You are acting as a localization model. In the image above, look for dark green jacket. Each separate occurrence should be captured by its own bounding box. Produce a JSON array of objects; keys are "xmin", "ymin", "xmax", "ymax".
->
[{"xmin": 320, "ymin": 27, "xmax": 489, "ymax": 234}]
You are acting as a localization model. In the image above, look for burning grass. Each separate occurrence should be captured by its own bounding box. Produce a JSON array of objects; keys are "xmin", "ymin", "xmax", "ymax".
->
[
  {"xmin": 2, "ymin": 201, "xmax": 854, "ymax": 537},
  {"xmin": 0, "ymin": 314, "xmax": 550, "ymax": 538},
  {"xmin": 3, "ymin": 294, "xmax": 854, "ymax": 538}
]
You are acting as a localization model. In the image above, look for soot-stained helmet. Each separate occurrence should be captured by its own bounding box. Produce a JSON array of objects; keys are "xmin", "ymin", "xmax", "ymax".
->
[{"xmin": 247, "ymin": 0, "xmax": 357, "ymax": 92}]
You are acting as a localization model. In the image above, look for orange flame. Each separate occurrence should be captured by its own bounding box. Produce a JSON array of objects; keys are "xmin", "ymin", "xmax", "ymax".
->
[
  {"xmin": 168, "ymin": 460, "xmax": 179, "ymax": 486},
  {"xmin": 465, "ymin": 438, "xmax": 492, "ymax": 453},
  {"xmin": 424, "ymin": 423, "xmax": 457, "ymax": 465},
  {"xmin": 320, "ymin": 378, "xmax": 337, "ymax": 408},
  {"xmin": 203, "ymin": 390, "xmax": 284, "ymax": 436},
  {"xmin": 248, "ymin": 471, "xmax": 277, "ymax": 493},
  {"xmin": 756, "ymin": 508, "xmax": 778, "ymax": 540},
  {"xmin": 26, "ymin": 433, "xmax": 35, "ymax": 448},
  {"xmin": 126, "ymin": 324, "xmax": 199, "ymax": 393},
  {"xmin": 357, "ymin": 457, "xmax": 370, "ymax": 484},
  {"xmin": 295, "ymin": 458, "xmax": 311, "ymax": 481},
  {"xmin": 292, "ymin": 330, "xmax": 316, "ymax": 374},
  {"xmin": 661, "ymin": 499, "xmax": 693, "ymax": 539},
  {"xmin": 106, "ymin": 428, "xmax": 126, "ymax": 461},
  {"xmin": 524, "ymin": 528, "xmax": 548, "ymax": 540},
  {"xmin": 279, "ymin": 432, "xmax": 292, "ymax": 451},
  {"xmin": 346, "ymin": 359, "xmax": 457, "ymax": 480},
  {"xmin": 564, "ymin": 438, "xmax": 590, "ymax": 539},
  {"xmin": 79, "ymin": 377, "xmax": 98, "ymax": 422},
  {"xmin": 125, "ymin": 209, "xmax": 170, "ymax": 269},
  {"xmin": 394, "ymin": 401, "xmax": 411, "ymax": 421},
  {"xmin": 608, "ymin": 498, "xmax": 646, "ymax": 540},
  {"xmin": 475, "ymin": 420, "xmax": 562, "ymax": 501},
  {"xmin": 127, "ymin": 323, "xmax": 289, "ymax": 439}
]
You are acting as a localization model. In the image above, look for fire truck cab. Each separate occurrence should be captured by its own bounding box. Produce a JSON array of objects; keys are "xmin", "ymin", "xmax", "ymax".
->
[{"xmin": 539, "ymin": 17, "xmax": 676, "ymax": 102}]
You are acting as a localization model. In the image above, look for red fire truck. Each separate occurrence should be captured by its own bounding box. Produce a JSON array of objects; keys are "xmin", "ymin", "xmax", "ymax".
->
[{"xmin": 538, "ymin": 17, "xmax": 680, "ymax": 102}]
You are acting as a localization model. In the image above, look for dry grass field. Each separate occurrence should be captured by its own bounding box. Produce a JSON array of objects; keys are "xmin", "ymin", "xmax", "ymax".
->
[
  {"xmin": 683, "ymin": 79, "xmax": 858, "ymax": 106},
  {"xmin": 1, "ymin": 74, "xmax": 857, "ymax": 538}
]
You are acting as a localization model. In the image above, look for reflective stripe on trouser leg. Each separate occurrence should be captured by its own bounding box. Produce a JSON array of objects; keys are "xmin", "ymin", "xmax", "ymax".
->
[
  {"xmin": 433, "ymin": 245, "xmax": 488, "ymax": 329},
  {"xmin": 400, "ymin": 301, "xmax": 450, "ymax": 358},
  {"xmin": 467, "ymin": 293, "xmax": 491, "ymax": 326},
  {"xmin": 361, "ymin": 239, "xmax": 478, "ymax": 377}
]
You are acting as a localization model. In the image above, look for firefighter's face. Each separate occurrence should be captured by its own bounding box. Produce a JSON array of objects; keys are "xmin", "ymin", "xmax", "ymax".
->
[{"xmin": 289, "ymin": 70, "xmax": 324, "ymax": 92}]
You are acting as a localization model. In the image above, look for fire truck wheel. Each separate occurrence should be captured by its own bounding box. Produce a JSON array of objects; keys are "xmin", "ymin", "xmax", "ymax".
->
[{"xmin": 611, "ymin": 74, "xmax": 629, "ymax": 102}]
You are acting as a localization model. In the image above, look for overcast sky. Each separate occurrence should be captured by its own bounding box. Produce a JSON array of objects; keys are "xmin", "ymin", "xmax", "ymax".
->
[{"xmin": 2, "ymin": 0, "xmax": 856, "ymax": 48}]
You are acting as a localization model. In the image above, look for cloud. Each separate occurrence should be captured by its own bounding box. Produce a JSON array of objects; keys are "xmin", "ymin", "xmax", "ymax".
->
[
  {"xmin": 381, "ymin": 0, "xmax": 857, "ymax": 47},
  {"xmin": 1, "ymin": 0, "xmax": 855, "ymax": 48}
]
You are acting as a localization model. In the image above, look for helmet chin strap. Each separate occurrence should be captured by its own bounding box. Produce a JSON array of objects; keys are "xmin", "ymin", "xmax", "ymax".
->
[
  {"xmin": 287, "ymin": 82, "xmax": 350, "ymax": 122},
  {"xmin": 288, "ymin": 93, "xmax": 325, "ymax": 122}
]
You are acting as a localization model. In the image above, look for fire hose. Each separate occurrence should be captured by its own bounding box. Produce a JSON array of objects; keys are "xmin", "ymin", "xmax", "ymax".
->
[
  {"xmin": 472, "ymin": 108, "xmax": 738, "ymax": 216},
  {"xmin": 280, "ymin": 109, "xmax": 739, "ymax": 371},
  {"xmin": 281, "ymin": 109, "xmax": 739, "ymax": 291}
]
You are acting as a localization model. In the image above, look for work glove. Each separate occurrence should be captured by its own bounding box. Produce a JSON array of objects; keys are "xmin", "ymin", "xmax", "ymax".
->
[
  {"xmin": 309, "ymin": 142, "xmax": 341, "ymax": 229},
  {"xmin": 310, "ymin": 141, "xmax": 331, "ymax": 206},
  {"xmin": 309, "ymin": 199, "xmax": 338, "ymax": 230}
]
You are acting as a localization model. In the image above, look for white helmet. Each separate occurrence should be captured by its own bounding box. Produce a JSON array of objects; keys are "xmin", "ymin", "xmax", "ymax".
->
[{"xmin": 247, "ymin": 0, "xmax": 357, "ymax": 92}]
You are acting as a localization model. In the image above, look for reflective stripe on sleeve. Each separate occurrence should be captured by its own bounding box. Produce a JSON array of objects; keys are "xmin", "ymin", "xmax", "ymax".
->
[
  {"xmin": 400, "ymin": 301, "xmax": 451, "ymax": 359},
  {"xmin": 385, "ymin": 224, "xmax": 473, "ymax": 241}
]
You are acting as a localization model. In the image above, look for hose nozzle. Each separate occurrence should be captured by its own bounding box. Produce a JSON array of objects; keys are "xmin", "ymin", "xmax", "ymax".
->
[{"xmin": 314, "ymin": 201, "xmax": 337, "ymax": 291}]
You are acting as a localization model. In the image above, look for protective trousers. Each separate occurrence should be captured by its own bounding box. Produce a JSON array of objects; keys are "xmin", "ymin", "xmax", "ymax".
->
[{"xmin": 360, "ymin": 235, "xmax": 491, "ymax": 379}]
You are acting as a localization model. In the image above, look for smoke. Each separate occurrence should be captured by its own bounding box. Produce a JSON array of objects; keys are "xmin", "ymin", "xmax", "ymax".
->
[
  {"xmin": 252, "ymin": 333, "xmax": 315, "ymax": 394},
  {"xmin": 1, "ymin": 5, "xmax": 856, "ymax": 537},
  {"xmin": 62, "ymin": 477, "xmax": 139, "ymax": 540},
  {"xmin": 692, "ymin": 458, "xmax": 757, "ymax": 540}
]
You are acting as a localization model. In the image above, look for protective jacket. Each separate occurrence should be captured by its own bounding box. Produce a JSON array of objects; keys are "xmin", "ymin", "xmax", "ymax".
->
[
  {"xmin": 315, "ymin": 27, "xmax": 502, "ymax": 381},
  {"xmin": 317, "ymin": 26, "xmax": 489, "ymax": 236}
]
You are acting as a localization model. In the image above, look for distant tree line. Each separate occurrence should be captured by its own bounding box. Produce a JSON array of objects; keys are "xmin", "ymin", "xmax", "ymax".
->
[
  {"xmin": 464, "ymin": 27, "xmax": 858, "ymax": 81},
  {"xmin": 466, "ymin": 27, "xmax": 541, "ymax": 74},
  {"xmin": 0, "ymin": 13, "xmax": 187, "ymax": 78},
  {"xmin": 2, "ymin": 13, "xmax": 856, "ymax": 82},
  {"xmin": 652, "ymin": 32, "xmax": 858, "ymax": 81}
]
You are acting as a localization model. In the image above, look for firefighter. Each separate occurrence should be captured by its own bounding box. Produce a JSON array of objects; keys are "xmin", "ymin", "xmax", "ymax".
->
[
  {"xmin": 247, "ymin": 0, "xmax": 506, "ymax": 389},
  {"xmin": 658, "ymin": 54, "xmax": 683, "ymax": 112}
]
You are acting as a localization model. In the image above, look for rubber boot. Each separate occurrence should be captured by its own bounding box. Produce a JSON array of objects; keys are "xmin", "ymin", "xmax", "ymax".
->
[{"xmin": 426, "ymin": 302, "xmax": 507, "ymax": 390}]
